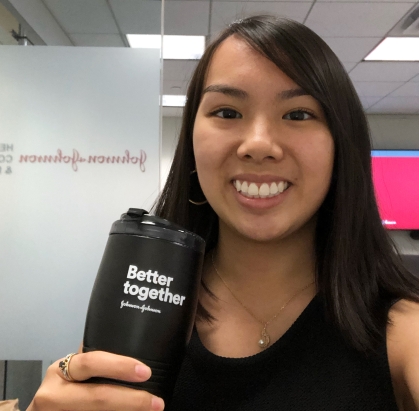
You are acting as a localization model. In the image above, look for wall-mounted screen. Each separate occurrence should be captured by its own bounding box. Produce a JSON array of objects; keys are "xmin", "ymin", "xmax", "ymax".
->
[{"xmin": 371, "ymin": 150, "xmax": 419, "ymax": 230}]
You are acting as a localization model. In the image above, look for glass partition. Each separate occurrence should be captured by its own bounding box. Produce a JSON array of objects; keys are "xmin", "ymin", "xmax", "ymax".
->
[{"xmin": 0, "ymin": 1, "xmax": 163, "ymax": 407}]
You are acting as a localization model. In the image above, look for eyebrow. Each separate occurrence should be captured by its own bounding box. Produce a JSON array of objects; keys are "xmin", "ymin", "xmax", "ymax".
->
[
  {"xmin": 202, "ymin": 84, "xmax": 310, "ymax": 100},
  {"xmin": 202, "ymin": 84, "xmax": 248, "ymax": 99},
  {"xmin": 280, "ymin": 88, "xmax": 310, "ymax": 100}
]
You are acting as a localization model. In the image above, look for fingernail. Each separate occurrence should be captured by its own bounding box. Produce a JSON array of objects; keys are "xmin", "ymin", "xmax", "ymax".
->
[
  {"xmin": 151, "ymin": 396, "xmax": 164, "ymax": 411},
  {"xmin": 135, "ymin": 364, "xmax": 151, "ymax": 379}
]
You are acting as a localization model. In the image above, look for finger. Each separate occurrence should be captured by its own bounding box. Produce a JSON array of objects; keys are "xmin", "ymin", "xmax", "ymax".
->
[
  {"xmin": 34, "ymin": 379, "xmax": 165, "ymax": 411},
  {"xmin": 55, "ymin": 351, "xmax": 152, "ymax": 383}
]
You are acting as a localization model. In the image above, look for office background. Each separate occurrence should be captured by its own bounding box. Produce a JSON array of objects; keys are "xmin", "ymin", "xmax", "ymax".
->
[{"xmin": 0, "ymin": 0, "xmax": 419, "ymax": 409}]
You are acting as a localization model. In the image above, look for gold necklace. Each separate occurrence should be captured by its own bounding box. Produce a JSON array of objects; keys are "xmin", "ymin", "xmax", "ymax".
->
[{"xmin": 211, "ymin": 252, "xmax": 315, "ymax": 350}]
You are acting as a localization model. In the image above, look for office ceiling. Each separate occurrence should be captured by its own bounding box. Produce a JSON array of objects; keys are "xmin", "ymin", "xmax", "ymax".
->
[{"xmin": 1, "ymin": 0, "xmax": 419, "ymax": 116}]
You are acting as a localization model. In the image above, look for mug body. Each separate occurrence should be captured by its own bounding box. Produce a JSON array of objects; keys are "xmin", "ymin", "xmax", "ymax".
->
[{"xmin": 83, "ymin": 209, "xmax": 205, "ymax": 402}]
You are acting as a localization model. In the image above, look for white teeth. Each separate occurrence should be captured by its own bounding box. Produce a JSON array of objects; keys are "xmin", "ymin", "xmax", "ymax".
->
[
  {"xmin": 278, "ymin": 181, "xmax": 285, "ymax": 193},
  {"xmin": 270, "ymin": 182, "xmax": 278, "ymax": 195},
  {"xmin": 259, "ymin": 183, "xmax": 270, "ymax": 196},
  {"xmin": 233, "ymin": 179, "xmax": 290, "ymax": 198},
  {"xmin": 248, "ymin": 183, "xmax": 258, "ymax": 196}
]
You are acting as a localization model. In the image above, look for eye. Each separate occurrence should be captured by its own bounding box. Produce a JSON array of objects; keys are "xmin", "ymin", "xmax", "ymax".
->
[
  {"xmin": 212, "ymin": 108, "xmax": 242, "ymax": 119},
  {"xmin": 283, "ymin": 109, "xmax": 315, "ymax": 121}
]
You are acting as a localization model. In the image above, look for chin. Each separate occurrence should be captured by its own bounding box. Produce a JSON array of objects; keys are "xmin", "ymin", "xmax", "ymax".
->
[
  {"xmin": 236, "ymin": 224, "xmax": 294, "ymax": 244},
  {"xmin": 232, "ymin": 214, "xmax": 317, "ymax": 244}
]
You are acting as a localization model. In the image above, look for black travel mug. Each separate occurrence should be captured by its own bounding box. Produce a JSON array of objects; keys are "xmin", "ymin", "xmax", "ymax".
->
[{"xmin": 82, "ymin": 208, "xmax": 205, "ymax": 404}]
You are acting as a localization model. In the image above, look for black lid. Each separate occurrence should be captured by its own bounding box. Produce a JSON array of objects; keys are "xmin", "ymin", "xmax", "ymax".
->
[{"xmin": 109, "ymin": 208, "xmax": 205, "ymax": 254}]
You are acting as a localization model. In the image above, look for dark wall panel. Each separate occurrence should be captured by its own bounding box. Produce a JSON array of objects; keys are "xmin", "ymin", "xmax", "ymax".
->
[
  {"xmin": 401, "ymin": 254, "xmax": 419, "ymax": 277},
  {"xmin": 4, "ymin": 361, "xmax": 42, "ymax": 410},
  {"xmin": 0, "ymin": 361, "xmax": 5, "ymax": 400}
]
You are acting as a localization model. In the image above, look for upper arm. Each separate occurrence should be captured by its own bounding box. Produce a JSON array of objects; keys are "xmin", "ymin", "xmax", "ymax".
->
[{"xmin": 387, "ymin": 299, "xmax": 419, "ymax": 411}]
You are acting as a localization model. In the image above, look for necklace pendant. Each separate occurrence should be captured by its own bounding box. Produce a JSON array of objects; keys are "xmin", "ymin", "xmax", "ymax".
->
[{"xmin": 258, "ymin": 327, "xmax": 270, "ymax": 349}]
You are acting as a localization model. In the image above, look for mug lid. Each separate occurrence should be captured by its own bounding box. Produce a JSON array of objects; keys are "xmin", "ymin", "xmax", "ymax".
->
[{"xmin": 109, "ymin": 208, "xmax": 205, "ymax": 253}]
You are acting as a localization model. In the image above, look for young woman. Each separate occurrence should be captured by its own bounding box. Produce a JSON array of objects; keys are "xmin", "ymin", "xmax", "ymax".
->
[{"xmin": 29, "ymin": 15, "xmax": 419, "ymax": 411}]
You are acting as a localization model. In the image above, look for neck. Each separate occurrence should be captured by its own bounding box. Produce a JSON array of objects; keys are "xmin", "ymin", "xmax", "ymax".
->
[{"xmin": 204, "ymin": 219, "xmax": 317, "ymax": 308}]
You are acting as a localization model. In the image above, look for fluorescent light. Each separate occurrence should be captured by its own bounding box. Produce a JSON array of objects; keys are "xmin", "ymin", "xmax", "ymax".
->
[
  {"xmin": 163, "ymin": 36, "xmax": 205, "ymax": 59},
  {"xmin": 365, "ymin": 37, "xmax": 419, "ymax": 61},
  {"xmin": 162, "ymin": 95, "xmax": 187, "ymax": 107},
  {"xmin": 126, "ymin": 34, "xmax": 161, "ymax": 49},
  {"xmin": 126, "ymin": 35, "xmax": 205, "ymax": 59}
]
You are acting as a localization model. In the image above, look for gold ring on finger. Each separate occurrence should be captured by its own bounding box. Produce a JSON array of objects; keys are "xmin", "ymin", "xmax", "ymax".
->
[{"xmin": 58, "ymin": 353, "xmax": 77, "ymax": 382}]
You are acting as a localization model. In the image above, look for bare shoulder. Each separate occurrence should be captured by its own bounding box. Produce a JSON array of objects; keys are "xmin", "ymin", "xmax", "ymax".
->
[{"xmin": 387, "ymin": 299, "xmax": 419, "ymax": 411}]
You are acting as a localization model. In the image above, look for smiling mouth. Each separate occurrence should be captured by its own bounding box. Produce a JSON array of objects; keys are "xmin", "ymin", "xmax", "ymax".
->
[{"xmin": 232, "ymin": 180, "xmax": 291, "ymax": 199}]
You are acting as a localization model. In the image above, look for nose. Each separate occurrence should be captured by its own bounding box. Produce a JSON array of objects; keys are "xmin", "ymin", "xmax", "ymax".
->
[{"xmin": 236, "ymin": 117, "xmax": 284, "ymax": 163}]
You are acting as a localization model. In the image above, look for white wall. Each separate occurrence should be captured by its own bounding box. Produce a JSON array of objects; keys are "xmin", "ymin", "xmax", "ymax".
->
[
  {"xmin": 368, "ymin": 115, "xmax": 419, "ymax": 149},
  {"xmin": 161, "ymin": 114, "xmax": 419, "ymax": 256}
]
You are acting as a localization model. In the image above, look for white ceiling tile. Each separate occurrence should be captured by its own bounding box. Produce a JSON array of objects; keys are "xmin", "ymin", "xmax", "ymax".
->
[
  {"xmin": 318, "ymin": 0, "xmax": 414, "ymax": 2},
  {"xmin": 390, "ymin": 82, "xmax": 419, "ymax": 97},
  {"xmin": 43, "ymin": 0, "xmax": 119, "ymax": 34},
  {"xmin": 163, "ymin": 80, "xmax": 190, "ymax": 95},
  {"xmin": 343, "ymin": 62, "xmax": 358, "ymax": 72},
  {"xmin": 8, "ymin": 0, "xmax": 71, "ymax": 45},
  {"xmin": 359, "ymin": 96, "xmax": 382, "ymax": 109},
  {"xmin": 165, "ymin": 1, "xmax": 210, "ymax": 35},
  {"xmin": 305, "ymin": 3, "xmax": 414, "ymax": 37},
  {"xmin": 0, "ymin": 2, "xmax": 19, "ymax": 34},
  {"xmin": 212, "ymin": 0, "xmax": 310, "ymax": 2},
  {"xmin": 322, "ymin": 37, "xmax": 381, "ymax": 63},
  {"xmin": 210, "ymin": 2, "xmax": 312, "ymax": 35},
  {"xmin": 109, "ymin": 0, "xmax": 161, "ymax": 35},
  {"xmin": 367, "ymin": 96, "xmax": 419, "ymax": 114},
  {"xmin": 164, "ymin": 60, "xmax": 198, "ymax": 82},
  {"xmin": 349, "ymin": 62, "xmax": 419, "ymax": 82},
  {"xmin": 353, "ymin": 81, "xmax": 405, "ymax": 97},
  {"xmin": 69, "ymin": 34, "xmax": 125, "ymax": 47},
  {"xmin": 0, "ymin": 25, "xmax": 17, "ymax": 45}
]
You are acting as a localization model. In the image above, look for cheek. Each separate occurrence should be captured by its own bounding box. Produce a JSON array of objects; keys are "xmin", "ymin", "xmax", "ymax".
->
[
  {"xmin": 193, "ymin": 117, "xmax": 234, "ymax": 174},
  {"xmin": 193, "ymin": 122, "xmax": 213, "ymax": 173},
  {"xmin": 193, "ymin": 120, "xmax": 238, "ymax": 207},
  {"xmin": 306, "ymin": 139, "xmax": 335, "ymax": 201},
  {"xmin": 294, "ymin": 132, "xmax": 334, "ymax": 198},
  {"xmin": 301, "ymin": 131, "xmax": 334, "ymax": 173}
]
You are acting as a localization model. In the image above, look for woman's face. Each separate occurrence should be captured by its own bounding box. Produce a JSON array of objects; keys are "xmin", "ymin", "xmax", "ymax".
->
[{"xmin": 193, "ymin": 36, "xmax": 335, "ymax": 243}]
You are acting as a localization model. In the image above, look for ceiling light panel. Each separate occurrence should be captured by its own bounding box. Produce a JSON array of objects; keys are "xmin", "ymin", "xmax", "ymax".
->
[
  {"xmin": 127, "ymin": 35, "xmax": 205, "ymax": 59},
  {"xmin": 162, "ymin": 95, "xmax": 187, "ymax": 107},
  {"xmin": 365, "ymin": 37, "xmax": 419, "ymax": 61}
]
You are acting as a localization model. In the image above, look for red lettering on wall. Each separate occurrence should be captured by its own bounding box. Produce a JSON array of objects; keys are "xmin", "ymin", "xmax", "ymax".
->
[{"xmin": 19, "ymin": 149, "xmax": 148, "ymax": 172}]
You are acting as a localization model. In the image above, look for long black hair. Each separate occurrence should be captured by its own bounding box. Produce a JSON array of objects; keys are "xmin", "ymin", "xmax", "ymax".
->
[{"xmin": 154, "ymin": 15, "xmax": 419, "ymax": 353}]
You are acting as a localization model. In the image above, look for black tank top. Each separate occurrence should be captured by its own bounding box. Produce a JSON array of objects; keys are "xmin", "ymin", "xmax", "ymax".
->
[{"xmin": 168, "ymin": 294, "xmax": 399, "ymax": 410}]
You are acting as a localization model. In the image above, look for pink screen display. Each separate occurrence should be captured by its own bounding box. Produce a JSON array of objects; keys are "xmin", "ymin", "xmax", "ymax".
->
[{"xmin": 371, "ymin": 151, "xmax": 419, "ymax": 230}]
